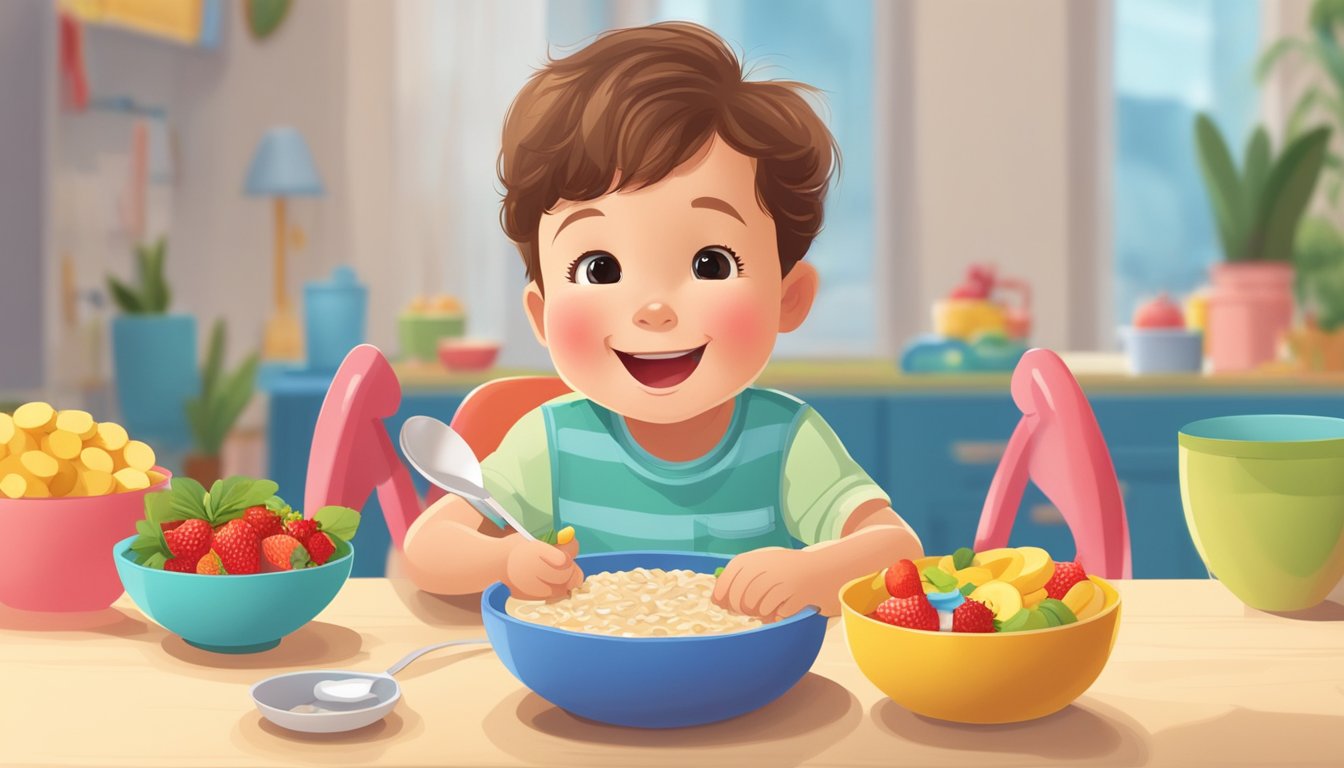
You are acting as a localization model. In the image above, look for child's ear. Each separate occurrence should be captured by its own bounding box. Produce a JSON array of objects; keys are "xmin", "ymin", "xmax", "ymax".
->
[
  {"xmin": 779, "ymin": 261, "xmax": 818, "ymax": 333},
  {"xmin": 523, "ymin": 282, "xmax": 548, "ymax": 348}
]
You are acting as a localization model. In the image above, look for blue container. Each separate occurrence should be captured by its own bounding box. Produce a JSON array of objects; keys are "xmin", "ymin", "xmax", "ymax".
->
[
  {"xmin": 113, "ymin": 536, "xmax": 354, "ymax": 653},
  {"xmin": 482, "ymin": 551, "xmax": 829, "ymax": 728},
  {"xmin": 304, "ymin": 265, "xmax": 367, "ymax": 372},
  {"xmin": 111, "ymin": 314, "xmax": 199, "ymax": 453},
  {"xmin": 1122, "ymin": 327, "xmax": 1204, "ymax": 374}
]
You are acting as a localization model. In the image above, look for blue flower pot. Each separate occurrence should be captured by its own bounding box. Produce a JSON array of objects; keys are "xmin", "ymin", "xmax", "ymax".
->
[{"xmin": 111, "ymin": 314, "xmax": 200, "ymax": 454}]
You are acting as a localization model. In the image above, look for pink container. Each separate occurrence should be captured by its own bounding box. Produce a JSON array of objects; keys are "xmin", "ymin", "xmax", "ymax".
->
[
  {"xmin": 1207, "ymin": 262, "xmax": 1294, "ymax": 372},
  {"xmin": 437, "ymin": 339, "xmax": 500, "ymax": 371},
  {"xmin": 0, "ymin": 468, "xmax": 170, "ymax": 612}
]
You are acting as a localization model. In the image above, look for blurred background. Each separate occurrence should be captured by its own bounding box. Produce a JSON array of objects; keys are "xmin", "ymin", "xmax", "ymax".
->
[{"xmin": 3, "ymin": 0, "xmax": 1344, "ymax": 577}]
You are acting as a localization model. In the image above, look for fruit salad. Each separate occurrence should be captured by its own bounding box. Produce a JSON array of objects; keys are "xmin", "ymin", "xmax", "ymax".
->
[
  {"xmin": 128, "ymin": 475, "xmax": 361, "ymax": 575},
  {"xmin": 0, "ymin": 403, "xmax": 161, "ymax": 499},
  {"xmin": 868, "ymin": 546, "xmax": 1106, "ymax": 633}
]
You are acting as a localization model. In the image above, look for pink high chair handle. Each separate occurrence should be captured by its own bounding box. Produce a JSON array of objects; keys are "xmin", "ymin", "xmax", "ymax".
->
[
  {"xmin": 974, "ymin": 348, "xmax": 1132, "ymax": 578},
  {"xmin": 305, "ymin": 345, "xmax": 423, "ymax": 549}
]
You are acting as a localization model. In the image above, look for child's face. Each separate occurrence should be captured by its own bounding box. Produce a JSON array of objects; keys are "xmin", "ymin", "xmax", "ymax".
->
[{"xmin": 526, "ymin": 137, "xmax": 818, "ymax": 424}]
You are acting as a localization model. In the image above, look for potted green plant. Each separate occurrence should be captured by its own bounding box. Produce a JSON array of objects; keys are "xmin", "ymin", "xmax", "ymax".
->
[
  {"xmin": 184, "ymin": 320, "xmax": 259, "ymax": 485},
  {"xmin": 1288, "ymin": 216, "xmax": 1344, "ymax": 370},
  {"xmin": 107, "ymin": 238, "xmax": 199, "ymax": 451},
  {"xmin": 1193, "ymin": 116, "xmax": 1331, "ymax": 371}
]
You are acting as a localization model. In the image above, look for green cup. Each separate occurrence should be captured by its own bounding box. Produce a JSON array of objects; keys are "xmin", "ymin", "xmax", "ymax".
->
[
  {"xmin": 398, "ymin": 313, "xmax": 465, "ymax": 362},
  {"xmin": 1179, "ymin": 415, "xmax": 1344, "ymax": 611}
]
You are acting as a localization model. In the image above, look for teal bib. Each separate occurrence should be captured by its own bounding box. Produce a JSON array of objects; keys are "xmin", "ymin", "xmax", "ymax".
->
[{"xmin": 543, "ymin": 389, "xmax": 806, "ymax": 555}]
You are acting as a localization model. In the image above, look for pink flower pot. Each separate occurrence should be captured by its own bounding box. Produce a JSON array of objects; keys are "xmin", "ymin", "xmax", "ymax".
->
[
  {"xmin": 0, "ymin": 468, "xmax": 169, "ymax": 612},
  {"xmin": 1207, "ymin": 262, "xmax": 1294, "ymax": 372}
]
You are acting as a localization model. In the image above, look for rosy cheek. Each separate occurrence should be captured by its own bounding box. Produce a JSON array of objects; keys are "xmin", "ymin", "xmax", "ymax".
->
[
  {"xmin": 546, "ymin": 297, "xmax": 607, "ymax": 366},
  {"xmin": 706, "ymin": 292, "xmax": 775, "ymax": 359}
]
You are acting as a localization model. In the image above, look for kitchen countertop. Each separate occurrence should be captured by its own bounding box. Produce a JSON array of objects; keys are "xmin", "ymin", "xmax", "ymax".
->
[{"xmin": 4, "ymin": 579, "xmax": 1342, "ymax": 767}]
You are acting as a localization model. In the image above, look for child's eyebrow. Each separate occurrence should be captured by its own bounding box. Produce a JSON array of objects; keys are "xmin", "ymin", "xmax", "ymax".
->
[
  {"xmin": 552, "ymin": 207, "xmax": 605, "ymax": 243},
  {"xmin": 690, "ymin": 196, "xmax": 746, "ymax": 225}
]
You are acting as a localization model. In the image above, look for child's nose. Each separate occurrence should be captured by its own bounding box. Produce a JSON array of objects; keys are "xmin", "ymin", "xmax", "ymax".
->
[{"xmin": 633, "ymin": 301, "xmax": 678, "ymax": 331}]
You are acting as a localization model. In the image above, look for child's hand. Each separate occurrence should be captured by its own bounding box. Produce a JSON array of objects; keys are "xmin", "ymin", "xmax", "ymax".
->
[
  {"xmin": 504, "ymin": 537, "xmax": 582, "ymax": 600},
  {"xmin": 711, "ymin": 547, "xmax": 836, "ymax": 620}
]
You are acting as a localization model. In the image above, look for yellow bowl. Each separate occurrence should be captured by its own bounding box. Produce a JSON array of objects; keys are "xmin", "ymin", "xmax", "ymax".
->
[{"xmin": 840, "ymin": 573, "xmax": 1121, "ymax": 724}]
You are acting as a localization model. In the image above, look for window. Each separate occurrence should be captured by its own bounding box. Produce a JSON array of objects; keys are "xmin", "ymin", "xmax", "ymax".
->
[
  {"xmin": 547, "ymin": 0, "xmax": 879, "ymax": 357},
  {"xmin": 1112, "ymin": 0, "xmax": 1261, "ymax": 325}
]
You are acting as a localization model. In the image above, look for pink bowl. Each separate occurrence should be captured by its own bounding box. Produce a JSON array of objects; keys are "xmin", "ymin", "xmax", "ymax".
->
[
  {"xmin": 438, "ymin": 339, "xmax": 500, "ymax": 371},
  {"xmin": 0, "ymin": 467, "xmax": 170, "ymax": 612}
]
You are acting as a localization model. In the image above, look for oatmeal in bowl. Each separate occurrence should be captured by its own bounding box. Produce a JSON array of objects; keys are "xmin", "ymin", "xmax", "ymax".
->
[{"xmin": 505, "ymin": 567, "xmax": 763, "ymax": 637}]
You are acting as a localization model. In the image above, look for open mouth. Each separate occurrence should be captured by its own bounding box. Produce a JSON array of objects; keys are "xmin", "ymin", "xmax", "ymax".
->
[{"xmin": 614, "ymin": 345, "xmax": 707, "ymax": 389}]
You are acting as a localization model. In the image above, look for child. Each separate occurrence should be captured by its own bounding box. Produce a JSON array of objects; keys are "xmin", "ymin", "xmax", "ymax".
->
[{"xmin": 404, "ymin": 22, "xmax": 922, "ymax": 619}]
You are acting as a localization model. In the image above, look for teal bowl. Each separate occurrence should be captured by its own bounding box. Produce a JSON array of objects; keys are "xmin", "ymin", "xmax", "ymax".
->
[{"xmin": 112, "ymin": 536, "xmax": 354, "ymax": 653}]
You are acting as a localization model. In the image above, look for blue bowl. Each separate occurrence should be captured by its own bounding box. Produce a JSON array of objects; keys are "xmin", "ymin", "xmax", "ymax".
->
[
  {"xmin": 481, "ymin": 551, "xmax": 828, "ymax": 728},
  {"xmin": 112, "ymin": 536, "xmax": 354, "ymax": 653}
]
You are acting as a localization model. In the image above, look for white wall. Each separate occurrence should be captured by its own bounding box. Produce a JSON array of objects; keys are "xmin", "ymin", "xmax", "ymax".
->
[{"xmin": 907, "ymin": 0, "xmax": 1105, "ymax": 352}]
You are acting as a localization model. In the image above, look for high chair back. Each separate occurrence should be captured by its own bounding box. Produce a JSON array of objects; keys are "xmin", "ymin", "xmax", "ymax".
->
[
  {"xmin": 305, "ymin": 345, "xmax": 424, "ymax": 549},
  {"xmin": 974, "ymin": 348, "xmax": 1133, "ymax": 578}
]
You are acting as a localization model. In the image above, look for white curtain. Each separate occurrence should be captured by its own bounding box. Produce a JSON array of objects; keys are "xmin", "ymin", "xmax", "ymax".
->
[{"xmin": 392, "ymin": 0, "xmax": 552, "ymax": 368}]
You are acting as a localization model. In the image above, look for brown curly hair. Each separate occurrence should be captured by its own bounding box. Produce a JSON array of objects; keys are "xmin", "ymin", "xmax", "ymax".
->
[{"xmin": 498, "ymin": 21, "xmax": 839, "ymax": 290}]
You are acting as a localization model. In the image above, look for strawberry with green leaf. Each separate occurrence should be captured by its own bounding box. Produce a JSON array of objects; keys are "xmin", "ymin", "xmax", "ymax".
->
[{"xmin": 130, "ymin": 475, "xmax": 279, "ymax": 570}]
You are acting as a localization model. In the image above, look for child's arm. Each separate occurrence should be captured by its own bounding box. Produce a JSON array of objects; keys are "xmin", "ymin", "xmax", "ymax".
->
[
  {"xmin": 403, "ymin": 493, "xmax": 581, "ymax": 598},
  {"xmin": 713, "ymin": 500, "xmax": 921, "ymax": 619},
  {"xmin": 713, "ymin": 405, "xmax": 923, "ymax": 619}
]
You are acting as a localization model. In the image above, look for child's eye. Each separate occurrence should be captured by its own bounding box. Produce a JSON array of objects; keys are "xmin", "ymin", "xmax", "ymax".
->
[
  {"xmin": 691, "ymin": 246, "xmax": 742, "ymax": 280},
  {"xmin": 570, "ymin": 251, "xmax": 622, "ymax": 285}
]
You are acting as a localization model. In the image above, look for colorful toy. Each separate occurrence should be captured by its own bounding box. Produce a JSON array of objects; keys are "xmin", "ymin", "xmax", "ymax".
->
[
  {"xmin": 1122, "ymin": 293, "xmax": 1203, "ymax": 374},
  {"xmin": 902, "ymin": 265, "xmax": 1031, "ymax": 373}
]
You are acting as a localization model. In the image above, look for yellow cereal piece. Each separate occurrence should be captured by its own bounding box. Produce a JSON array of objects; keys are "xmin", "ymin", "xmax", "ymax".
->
[
  {"xmin": 75, "ymin": 470, "xmax": 115, "ymax": 497},
  {"xmin": 0, "ymin": 413, "xmax": 14, "ymax": 444},
  {"xmin": 0, "ymin": 473, "xmax": 27, "ymax": 499},
  {"xmin": 42, "ymin": 430, "xmax": 83, "ymax": 461},
  {"xmin": 92, "ymin": 422, "xmax": 129, "ymax": 452},
  {"xmin": 0, "ymin": 442, "xmax": 7, "ymax": 462},
  {"xmin": 6, "ymin": 429, "xmax": 33, "ymax": 455},
  {"xmin": 121, "ymin": 440, "xmax": 155, "ymax": 472},
  {"xmin": 50, "ymin": 462, "xmax": 78, "ymax": 497},
  {"xmin": 79, "ymin": 446, "xmax": 114, "ymax": 474},
  {"xmin": 19, "ymin": 451, "xmax": 58, "ymax": 480},
  {"xmin": 23, "ymin": 476, "xmax": 51, "ymax": 498},
  {"xmin": 113, "ymin": 467, "xmax": 150, "ymax": 492},
  {"xmin": 0, "ymin": 455, "xmax": 20, "ymax": 477},
  {"xmin": 13, "ymin": 402, "xmax": 55, "ymax": 432},
  {"xmin": 55, "ymin": 409, "xmax": 96, "ymax": 439},
  {"xmin": 146, "ymin": 470, "xmax": 167, "ymax": 486},
  {"xmin": 555, "ymin": 526, "xmax": 575, "ymax": 546}
]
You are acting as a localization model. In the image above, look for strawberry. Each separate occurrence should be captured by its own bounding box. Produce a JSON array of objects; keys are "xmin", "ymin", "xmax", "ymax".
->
[
  {"xmin": 883, "ymin": 559, "xmax": 922, "ymax": 598},
  {"xmin": 286, "ymin": 518, "xmax": 318, "ymax": 543},
  {"xmin": 164, "ymin": 556, "xmax": 197, "ymax": 573},
  {"xmin": 872, "ymin": 594, "xmax": 939, "ymax": 631},
  {"xmin": 163, "ymin": 519, "xmax": 212, "ymax": 564},
  {"xmin": 304, "ymin": 531, "xmax": 336, "ymax": 565},
  {"xmin": 952, "ymin": 598, "xmax": 996, "ymax": 633},
  {"xmin": 262, "ymin": 534, "xmax": 311, "ymax": 571},
  {"xmin": 1044, "ymin": 561, "xmax": 1088, "ymax": 599},
  {"xmin": 160, "ymin": 520, "xmax": 185, "ymax": 532},
  {"xmin": 196, "ymin": 550, "xmax": 225, "ymax": 575},
  {"xmin": 244, "ymin": 505, "xmax": 286, "ymax": 540},
  {"xmin": 211, "ymin": 519, "xmax": 260, "ymax": 574}
]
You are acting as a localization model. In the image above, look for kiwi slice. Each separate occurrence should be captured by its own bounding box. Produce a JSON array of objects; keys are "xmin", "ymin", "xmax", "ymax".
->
[
  {"xmin": 959, "ymin": 582, "xmax": 977, "ymax": 597},
  {"xmin": 998, "ymin": 608, "xmax": 1031, "ymax": 632},
  {"xmin": 1024, "ymin": 608, "xmax": 1050, "ymax": 630},
  {"xmin": 923, "ymin": 566, "xmax": 957, "ymax": 593},
  {"xmin": 1038, "ymin": 598, "xmax": 1077, "ymax": 626},
  {"xmin": 952, "ymin": 547, "xmax": 975, "ymax": 570}
]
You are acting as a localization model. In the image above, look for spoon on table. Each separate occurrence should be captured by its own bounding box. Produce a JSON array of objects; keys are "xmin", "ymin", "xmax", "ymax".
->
[
  {"xmin": 312, "ymin": 638, "xmax": 487, "ymax": 704},
  {"xmin": 400, "ymin": 415, "xmax": 573, "ymax": 545}
]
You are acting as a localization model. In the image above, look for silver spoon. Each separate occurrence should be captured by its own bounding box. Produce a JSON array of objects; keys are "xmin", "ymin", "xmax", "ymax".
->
[
  {"xmin": 399, "ymin": 415, "xmax": 538, "ymax": 541},
  {"xmin": 312, "ymin": 638, "xmax": 487, "ymax": 703}
]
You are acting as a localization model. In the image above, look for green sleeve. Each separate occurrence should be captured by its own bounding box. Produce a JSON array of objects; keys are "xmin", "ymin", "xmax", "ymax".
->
[
  {"xmin": 781, "ymin": 407, "xmax": 891, "ymax": 545},
  {"xmin": 476, "ymin": 405, "xmax": 555, "ymax": 540}
]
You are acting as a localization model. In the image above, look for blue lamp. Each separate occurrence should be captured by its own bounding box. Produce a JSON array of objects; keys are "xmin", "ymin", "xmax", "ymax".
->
[{"xmin": 245, "ymin": 126, "xmax": 324, "ymax": 360}]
